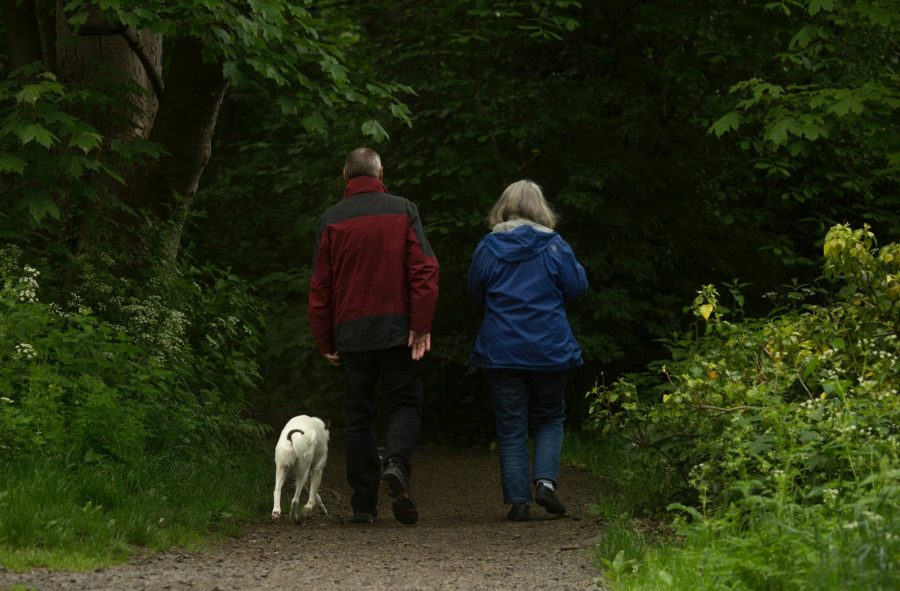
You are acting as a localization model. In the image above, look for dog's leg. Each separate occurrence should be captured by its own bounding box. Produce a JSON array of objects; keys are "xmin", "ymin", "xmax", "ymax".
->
[
  {"xmin": 304, "ymin": 462, "xmax": 327, "ymax": 516},
  {"xmin": 290, "ymin": 463, "xmax": 311, "ymax": 523},
  {"xmin": 272, "ymin": 462, "xmax": 288, "ymax": 521}
]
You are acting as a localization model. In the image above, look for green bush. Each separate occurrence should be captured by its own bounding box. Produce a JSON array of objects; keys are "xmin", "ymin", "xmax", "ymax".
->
[
  {"xmin": 0, "ymin": 243, "xmax": 272, "ymax": 566},
  {"xmin": 588, "ymin": 224, "xmax": 899, "ymax": 589},
  {"xmin": 1, "ymin": 244, "xmax": 266, "ymax": 464}
]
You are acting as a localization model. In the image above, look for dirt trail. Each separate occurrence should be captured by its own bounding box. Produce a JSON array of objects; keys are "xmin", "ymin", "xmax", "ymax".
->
[{"xmin": 1, "ymin": 445, "xmax": 605, "ymax": 590}]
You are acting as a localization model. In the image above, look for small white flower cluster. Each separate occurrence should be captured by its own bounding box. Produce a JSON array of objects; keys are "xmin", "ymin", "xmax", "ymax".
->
[
  {"xmin": 823, "ymin": 488, "xmax": 839, "ymax": 504},
  {"xmin": 799, "ymin": 398, "xmax": 823, "ymax": 410},
  {"xmin": 67, "ymin": 291, "xmax": 84, "ymax": 310},
  {"xmin": 122, "ymin": 295, "xmax": 190, "ymax": 362},
  {"xmin": 873, "ymin": 388, "xmax": 898, "ymax": 402},
  {"xmin": 14, "ymin": 342, "xmax": 37, "ymax": 361},
  {"xmin": 0, "ymin": 396, "xmax": 13, "ymax": 404},
  {"xmin": 16, "ymin": 266, "xmax": 40, "ymax": 303},
  {"xmin": 862, "ymin": 509, "xmax": 884, "ymax": 523},
  {"xmin": 212, "ymin": 314, "xmax": 254, "ymax": 339}
]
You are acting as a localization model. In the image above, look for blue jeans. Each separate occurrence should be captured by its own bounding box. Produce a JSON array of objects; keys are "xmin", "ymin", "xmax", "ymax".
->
[{"xmin": 486, "ymin": 369, "xmax": 567, "ymax": 505}]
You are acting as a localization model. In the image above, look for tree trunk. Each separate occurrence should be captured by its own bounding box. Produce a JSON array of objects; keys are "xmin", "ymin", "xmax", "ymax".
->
[
  {"xmin": 55, "ymin": 1, "xmax": 161, "ymax": 137},
  {"xmin": 52, "ymin": 5, "xmax": 225, "ymax": 271},
  {"xmin": 1, "ymin": 0, "xmax": 44, "ymax": 70},
  {"xmin": 130, "ymin": 35, "xmax": 228, "ymax": 264}
]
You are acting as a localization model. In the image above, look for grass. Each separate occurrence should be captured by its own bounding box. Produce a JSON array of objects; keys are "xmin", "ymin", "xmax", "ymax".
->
[
  {"xmin": 0, "ymin": 444, "xmax": 272, "ymax": 571},
  {"xmin": 561, "ymin": 430, "xmax": 899, "ymax": 591}
]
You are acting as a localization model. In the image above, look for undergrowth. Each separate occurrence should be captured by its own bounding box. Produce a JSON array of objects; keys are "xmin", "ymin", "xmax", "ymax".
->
[
  {"xmin": 571, "ymin": 224, "xmax": 900, "ymax": 590},
  {"xmin": 0, "ymin": 243, "xmax": 272, "ymax": 570}
]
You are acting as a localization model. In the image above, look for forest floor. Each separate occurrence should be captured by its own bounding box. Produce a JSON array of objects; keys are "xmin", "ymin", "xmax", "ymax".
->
[{"xmin": 0, "ymin": 444, "xmax": 606, "ymax": 590}]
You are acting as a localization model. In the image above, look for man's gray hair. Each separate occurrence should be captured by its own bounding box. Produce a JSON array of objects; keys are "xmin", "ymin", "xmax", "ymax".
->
[
  {"xmin": 344, "ymin": 147, "xmax": 382, "ymax": 179},
  {"xmin": 488, "ymin": 180, "xmax": 558, "ymax": 229}
]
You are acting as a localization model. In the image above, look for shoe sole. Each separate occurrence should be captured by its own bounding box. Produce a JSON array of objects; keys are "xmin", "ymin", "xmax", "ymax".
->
[
  {"xmin": 381, "ymin": 472, "xmax": 418, "ymax": 525},
  {"xmin": 535, "ymin": 493, "xmax": 566, "ymax": 515}
]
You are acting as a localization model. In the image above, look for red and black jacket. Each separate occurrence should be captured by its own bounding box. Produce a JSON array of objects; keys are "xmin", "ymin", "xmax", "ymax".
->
[{"xmin": 308, "ymin": 176, "xmax": 440, "ymax": 354}]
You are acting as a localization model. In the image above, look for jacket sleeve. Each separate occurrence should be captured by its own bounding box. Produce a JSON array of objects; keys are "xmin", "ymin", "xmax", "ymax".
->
[
  {"xmin": 308, "ymin": 221, "xmax": 335, "ymax": 354},
  {"xmin": 467, "ymin": 242, "xmax": 488, "ymax": 303},
  {"xmin": 405, "ymin": 203, "xmax": 440, "ymax": 333},
  {"xmin": 555, "ymin": 236, "xmax": 589, "ymax": 303}
]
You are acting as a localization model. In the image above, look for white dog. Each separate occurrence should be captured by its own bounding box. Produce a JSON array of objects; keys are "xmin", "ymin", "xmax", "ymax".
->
[{"xmin": 272, "ymin": 415, "xmax": 329, "ymax": 522}]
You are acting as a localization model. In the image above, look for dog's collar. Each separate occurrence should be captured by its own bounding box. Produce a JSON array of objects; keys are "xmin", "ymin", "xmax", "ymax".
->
[{"xmin": 286, "ymin": 429, "xmax": 305, "ymax": 441}]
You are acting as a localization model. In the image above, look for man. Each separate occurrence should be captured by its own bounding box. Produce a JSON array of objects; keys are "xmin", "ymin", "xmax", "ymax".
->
[{"xmin": 308, "ymin": 147, "xmax": 439, "ymax": 525}]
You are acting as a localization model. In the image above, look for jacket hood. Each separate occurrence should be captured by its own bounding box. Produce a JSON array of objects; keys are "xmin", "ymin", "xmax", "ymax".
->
[{"xmin": 484, "ymin": 218, "xmax": 555, "ymax": 262}]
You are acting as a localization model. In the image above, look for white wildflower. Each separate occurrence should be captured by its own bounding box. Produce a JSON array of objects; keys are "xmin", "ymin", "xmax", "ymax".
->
[{"xmin": 13, "ymin": 343, "xmax": 37, "ymax": 361}]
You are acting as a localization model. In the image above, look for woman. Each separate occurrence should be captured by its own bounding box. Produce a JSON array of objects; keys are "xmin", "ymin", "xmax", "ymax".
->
[{"xmin": 468, "ymin": 180, "xmax": 588, "ymax": 521}]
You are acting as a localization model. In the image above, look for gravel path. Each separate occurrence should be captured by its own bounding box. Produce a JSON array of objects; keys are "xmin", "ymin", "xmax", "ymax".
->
[{"xmin": 1, "ymin": 445, "xmax": 605, "ymax": 590}]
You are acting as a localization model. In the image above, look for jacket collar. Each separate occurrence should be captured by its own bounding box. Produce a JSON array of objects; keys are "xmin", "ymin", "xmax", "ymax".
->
[
  {"xmin": 344, "ymin": 176, "xmax": 387, "ymax": 198},
  {"xmin": 491, "ymin": 217, "xmax": 554, "ymax": 234}
]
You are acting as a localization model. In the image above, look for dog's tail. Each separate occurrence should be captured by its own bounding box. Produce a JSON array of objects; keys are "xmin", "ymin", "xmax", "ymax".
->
[{"xmin": 286, "ymin": 428, "xmax": 316, "ymax": 455}]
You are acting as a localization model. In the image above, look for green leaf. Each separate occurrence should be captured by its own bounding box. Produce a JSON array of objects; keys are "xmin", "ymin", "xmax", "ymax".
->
[
  {"xmin": 18, "ymin": 123, "xmax": 56, "ymax": 148},
  {"xmin": 68, "ymin": 131, "xmax": 103, "ymax": 153},
  {"xmin": 828, "ymin": 95, "xmax": 865, "ymax": 116},
  {"xmin": 802, "ymin": 356, "xmax": 821, "ymax": 381},
  {"xmin": 19, "ymin": 193, "xmax": 61, "ymax": 222},
  {"xmin": 809, "ymin": 0, "xmax": 834, "ymax": 16},
  {"xmin": 709, "ymin": 112, "xmax": 741, "ymax": 138},
  {"xmin": 301, "ymin": 111, "xmax": 328, "ymax": 135},
  {"xmin": 320, "ymin": 57, "xmax": 348, "ymax": 85},
  {"xmin": 667, "ymin": 502, "xmax": 704, "ymax": 522},
  {"xmin": 0, "ymin": 152, "xmax": 26, "ymax": 174},
  {"xmin": 764, "ymin": 117, "xmax": 803, "ymax": 146},
  {"xmin": 15, "ymin": 83, "xmax": 55, "ymax": 104},
  {"xmin": 361, "ymin": 119, "xmax": 389, "ymax": 142}
]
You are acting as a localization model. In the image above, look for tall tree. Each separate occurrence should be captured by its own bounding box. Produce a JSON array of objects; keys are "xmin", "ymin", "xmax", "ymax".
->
[{"xmin": 1, "ymin": 0, "xmax": 407, "ymax": 274}]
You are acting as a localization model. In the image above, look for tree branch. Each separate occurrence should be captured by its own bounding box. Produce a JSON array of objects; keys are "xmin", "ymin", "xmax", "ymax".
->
[
  {"xmin": 119, "ymin": 28, "xmax": 164, "ymax": 100},
  {"xmin": 76, "ymin": 23, "xmax": 164, "ymax": 101},
  {"xmin": 633, "ymin": 431, "xmax": 696, "ymax": 449},
  {"xmin": 697, "ymin": 404, "xmax": 750, "ymax": 415}
]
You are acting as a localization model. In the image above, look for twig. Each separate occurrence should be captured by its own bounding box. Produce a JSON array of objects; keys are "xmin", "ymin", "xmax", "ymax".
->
[
  {"xmin": 119, "ymin": 28, "xmax": 164, "ymax": 101},
  {"xmin": 697, "ymin": 404, "xmax": 750, "ymax": 415}
]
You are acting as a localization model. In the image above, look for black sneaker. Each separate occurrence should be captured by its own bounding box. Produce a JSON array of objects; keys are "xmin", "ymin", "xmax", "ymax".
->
[
  {"xmin": 381, "ymin": 460, "xmax": 418, "ymax": 525},
  {"xmin": 507, "ymin": 503, "xmax": 530, "ymax": 521},
  {"xmin": 535, "ymin": 482, "xmax": 566, "ymax": 515}
]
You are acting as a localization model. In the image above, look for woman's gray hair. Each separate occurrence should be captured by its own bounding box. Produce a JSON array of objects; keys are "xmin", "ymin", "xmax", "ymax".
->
[
  {"xmin": 488, "ymin": 180, "xmax": 557, "ymax": 229},
  {"xmin": 344, "ymin": 147, "xmax": 382, "ymax": 179}
]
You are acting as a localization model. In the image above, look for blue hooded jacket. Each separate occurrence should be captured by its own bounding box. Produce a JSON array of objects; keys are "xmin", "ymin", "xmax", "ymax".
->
[{"xmin": 468, "ymin": 220, "xmax": 588, "ymax": 370}]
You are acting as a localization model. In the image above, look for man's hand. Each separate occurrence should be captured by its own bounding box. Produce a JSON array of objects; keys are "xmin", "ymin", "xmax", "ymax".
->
[
  {"xmin": 323, "ymin": 352, "xmax": 341, "ymax": 366},
  {"xmin": 408, "ymin": 331, "xmax": 431, "ymax": 361}
]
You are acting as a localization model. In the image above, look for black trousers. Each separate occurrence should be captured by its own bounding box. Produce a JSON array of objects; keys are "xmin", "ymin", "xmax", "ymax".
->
[{"xmin": 340, "ymin": 345, "xmax": 424, "ymax": 513}]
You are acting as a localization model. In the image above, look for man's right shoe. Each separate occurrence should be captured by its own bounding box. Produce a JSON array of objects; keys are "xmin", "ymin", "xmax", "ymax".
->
[
  {"xmin": 535, "ymin": 482, "xmax": 566, "ymax": 515},
  {"xmin": 507, "ymin": 503, "xmax": 530, "ymax": 521},
  {"xmin": 351, "ymin": 512, "xmax": 375, "ymax": 524},
  {"xmin": 381, "ymin": 460, "xmax": 418, "ymax": 525}
]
